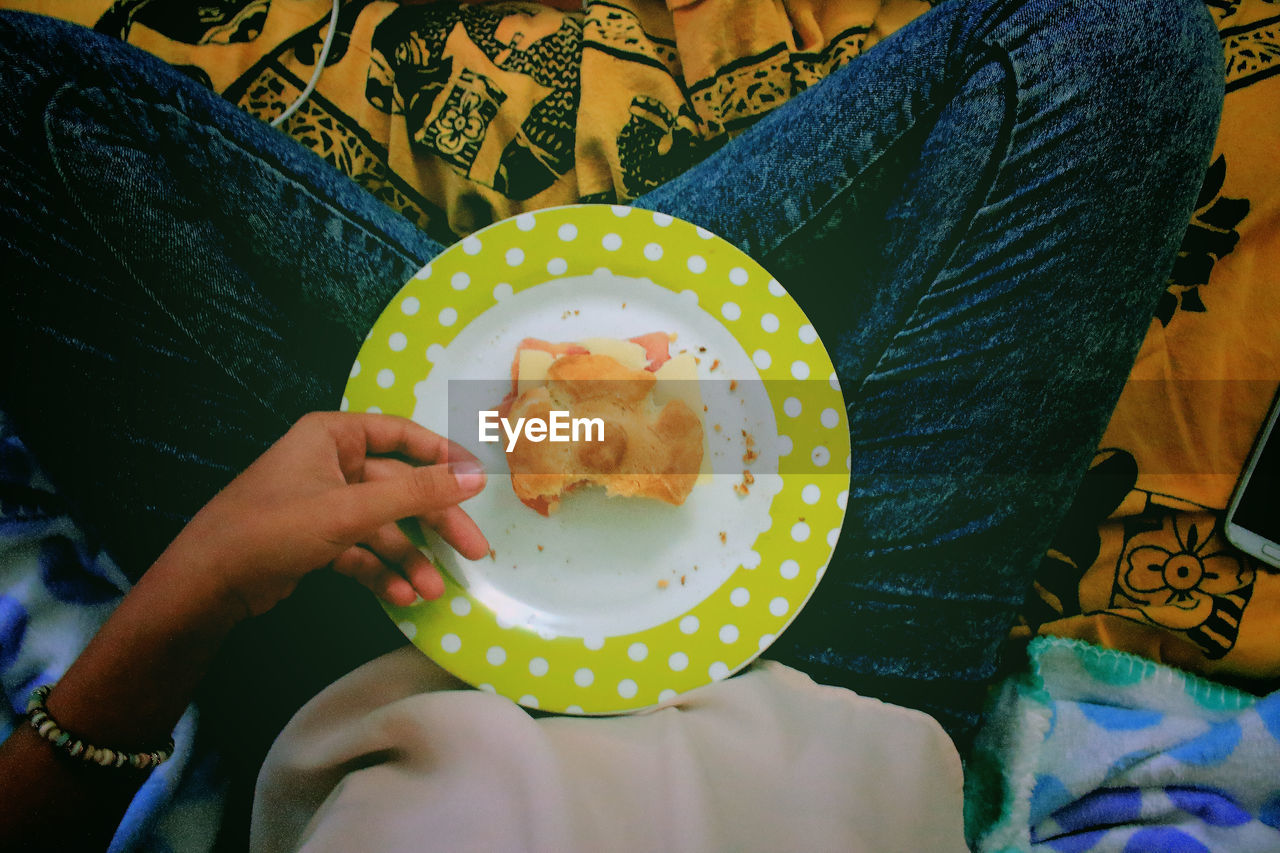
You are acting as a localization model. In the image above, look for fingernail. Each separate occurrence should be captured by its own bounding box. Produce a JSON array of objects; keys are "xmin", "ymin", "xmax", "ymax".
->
[{"xmin": 452, "ymin": 461, "xmax": 486, "ymax": 491}]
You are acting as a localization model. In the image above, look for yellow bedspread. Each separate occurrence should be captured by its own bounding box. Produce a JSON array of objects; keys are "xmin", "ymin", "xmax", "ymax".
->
[
  {"xmin": 4, "ymin": 0, "xmax": 1278, "ymax": 684},
  {"xmin": 1020, "ymin": 0, "xmax": 1280, "ymax": 684}
]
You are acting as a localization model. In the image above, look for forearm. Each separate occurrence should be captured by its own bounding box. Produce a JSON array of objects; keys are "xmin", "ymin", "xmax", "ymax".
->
[
  {"xmin": 0, "ymin": 412, "xmax": 486, "ymax": 849},
  {"xmin": 0, "ymin": 552, "xmax": 239, "ymax": 850}
]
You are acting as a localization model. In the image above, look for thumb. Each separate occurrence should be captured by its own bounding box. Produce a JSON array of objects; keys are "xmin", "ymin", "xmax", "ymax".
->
[{"xmin": 325, "ymin": 461, "xmax": 487, "ymax": 539}]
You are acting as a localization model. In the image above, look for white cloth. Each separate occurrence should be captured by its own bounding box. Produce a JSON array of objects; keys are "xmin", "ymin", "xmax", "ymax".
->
[{"xmin": 251, "ymin": 648, "xmax": 967, "ymax": 853}]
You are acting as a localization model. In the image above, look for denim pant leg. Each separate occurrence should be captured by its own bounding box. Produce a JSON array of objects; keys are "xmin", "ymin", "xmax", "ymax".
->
[
  {"xmin": 637, "ymin": 0, "xmax": 1223, "ymax": 749},
  {"xmin": 0, "ymin": 12, "xmax": 443, "ymax": 578},
  {"xmin": 0, "ymin": 12, "xmax": 448, "ymax": 830}
]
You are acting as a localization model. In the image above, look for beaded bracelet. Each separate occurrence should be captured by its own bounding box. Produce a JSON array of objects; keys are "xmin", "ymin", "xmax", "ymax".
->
[{"xmin": 24, "ymin": 685, "xmax": 175, "ymax": 770}]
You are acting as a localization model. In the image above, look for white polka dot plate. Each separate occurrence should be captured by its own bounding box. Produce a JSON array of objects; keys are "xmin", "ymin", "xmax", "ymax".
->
[{"xmin": 344, "ymin": 205, "xmax": 850, "ymax": 714}]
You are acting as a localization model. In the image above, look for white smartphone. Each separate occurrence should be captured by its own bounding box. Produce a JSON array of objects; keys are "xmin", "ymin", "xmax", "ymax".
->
[{"xmin": 1225, "ymin": 384, "xmax": 1280, "ymax": 569}]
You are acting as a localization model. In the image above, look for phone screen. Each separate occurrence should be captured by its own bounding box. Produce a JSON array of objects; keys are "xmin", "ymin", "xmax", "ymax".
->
[{"xmin": 1232, "ymin": 412, "xmax": 1280, "ymax": 544}]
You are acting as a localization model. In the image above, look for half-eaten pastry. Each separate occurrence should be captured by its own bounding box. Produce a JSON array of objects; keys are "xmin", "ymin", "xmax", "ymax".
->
[{"xmin": 501, "ymin": 334, "xmax": 704, "ymax": 516}]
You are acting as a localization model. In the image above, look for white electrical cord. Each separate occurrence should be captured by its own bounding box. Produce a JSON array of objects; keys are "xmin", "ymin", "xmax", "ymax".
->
[{"xmin": 270, "ymin": 0, "xmax": 341, "ymax": 127}]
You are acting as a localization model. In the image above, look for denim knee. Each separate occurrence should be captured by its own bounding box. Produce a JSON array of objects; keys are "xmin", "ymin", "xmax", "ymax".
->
[
  {"xmin": 0, "ymin": 11, "xmax": 193, "ymax": 143},
  {"xmin": 1102, "ymin": 0, "xmax": 1224, "ymax": 149},
  {"xmin": 1008, "ymin": 0, "xmax": 1222, "ymax": 151},
  {"xmin": 1, "ymin": 11, "xmax": 124, "ymax": 87}
]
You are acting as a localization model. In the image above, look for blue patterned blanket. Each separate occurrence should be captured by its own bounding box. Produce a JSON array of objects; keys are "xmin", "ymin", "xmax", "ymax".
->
[
  {"xmin": 0, "ymin": 415, "xmax": 223, "ymax": 852},
  {"xmin": 968, "ymin": 635, "xmax": 1280, "ymax": 852}
]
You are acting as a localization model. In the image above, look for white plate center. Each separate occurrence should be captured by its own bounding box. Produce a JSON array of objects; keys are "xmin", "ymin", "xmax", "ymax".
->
[{"xmin": 412, "ymin": 273, "xmax": 780, "ymax": 638}]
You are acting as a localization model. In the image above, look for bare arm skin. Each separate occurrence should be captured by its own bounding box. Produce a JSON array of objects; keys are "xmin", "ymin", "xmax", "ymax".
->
[{"xmin": 0, "ymin": 412, "xmax": 488, "ymax": 851}]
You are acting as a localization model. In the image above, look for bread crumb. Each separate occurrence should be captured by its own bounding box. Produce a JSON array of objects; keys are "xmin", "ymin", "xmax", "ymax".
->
[
  {"xmin": 743, "ymin": 470, "xmax": 755, "ymax": 485},
  {"xmin": 694, "ymin": 356, "xmax": 701, "ymax": 365},
  {"xmin": 714, "ymin": 423, "xmax": 721, "ymax": 432},
  {"xmin": 680, "ymin": 574, "xmax": 686, "ymax": 585},
  {"xmin": 743, "ymin": 449, "xmax": 759, "ymax": 463},
  {"xmin": 709, "ymin": 359, "xmax": 720, "ymax": 372},
  {"xmin": 719, "ymin": 531, "xmax": 727, "ymax": 544},
  {"xmin": 729, "ymin": 379, "xmax": 737, "ymax": 392},
  {"xmin": 698, "ymin": 346, "xmax": 706, "ymax": 353},
  {"xmin": 621, "ymin": 302, "xmax": 627, "ymax": 309},
  {"xmin": 658, "ymin": 579, "xmax": 669, "ymax": 589},
  {"xmin": 537, "ymin": 545, "xmax": 544, "ymax": 552},
  {"xmin": 733, "ymin": 483, "xmax": 749, "ymax": 496},
  {"xmin": 488, "ymin": 548, "xmax": 497, "ymax": 561}
]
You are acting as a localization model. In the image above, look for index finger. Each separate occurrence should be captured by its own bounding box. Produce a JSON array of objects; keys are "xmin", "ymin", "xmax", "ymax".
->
[
  {"xmin": 320, "ymin": 461, "xmax": 487, "ymax": 543},
  {"xmin": 337, "ymin": 412, "xmax": 480, "ymax": 467}
]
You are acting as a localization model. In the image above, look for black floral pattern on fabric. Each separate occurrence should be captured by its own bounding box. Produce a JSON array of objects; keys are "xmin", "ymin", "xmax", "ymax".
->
[
  {"xmin": 616, "ymin": 97, "xmax": 724, "ymax": 198},
  {"xmin": 1159, "ymin": 155, "xmax": 1250, "ymax": 326},
  {"xmin": 96, "ymin": 0, "xmax": 270, "ymax": 44},
  {"xmin": 421, "ymin": 69, "xmax": 507, "ymax": 171},
  {"xmin": 1024, "ymin": 449, "xmax": 1137, "ymax": 631},
  {"xmin": 1026, "ymin": 448, "xmax": 1261, "ymax": 661},
  {"xmin": 1111, "ymin": 507, "xmax": 1257, "ymax": 659},
  {"xmin": 366, "ymin": 2, "xmax": 581, "ymax": 200}
]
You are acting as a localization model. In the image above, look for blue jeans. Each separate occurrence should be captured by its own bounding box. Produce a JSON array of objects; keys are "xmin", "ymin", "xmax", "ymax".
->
[{"xmin": 0, "ymin": 0, "xmax": 1221, "ymax": 810}]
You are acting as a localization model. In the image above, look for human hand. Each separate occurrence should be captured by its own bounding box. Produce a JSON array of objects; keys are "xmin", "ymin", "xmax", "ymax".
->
[{"xmin": 162, "ymin": 411, "xmax": 488, "ymax": 622}]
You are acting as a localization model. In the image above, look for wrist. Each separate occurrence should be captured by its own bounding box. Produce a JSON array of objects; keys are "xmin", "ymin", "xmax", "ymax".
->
[
  {"xmin": 26, "ymin": 685, "xmax": 174, "ymax": 771},
  {"xmin": 145, "ymin": 539, "xmax": 255, "ymax": 630},
  {"xmin": 44, "ymin": 549, "xmax": 241, "ymax": 750}
]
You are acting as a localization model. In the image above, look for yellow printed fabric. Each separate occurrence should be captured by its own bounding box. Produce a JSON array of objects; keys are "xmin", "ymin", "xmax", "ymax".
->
[
  {"xmin": 3, "ymin": 0, "xmax": 1278, "ymax": 682},
  {"xmin": 1016, "ymin": 0, "xmax": 1280, "ymax": 684},
  {"xmin": 0, "ymin": 0, "xmax": 927, "ymax": 238}
]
